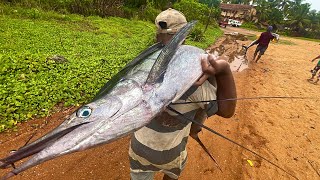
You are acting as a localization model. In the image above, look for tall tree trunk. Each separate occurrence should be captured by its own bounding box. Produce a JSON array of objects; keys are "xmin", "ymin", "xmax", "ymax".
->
[{"xmin": 203, "ymin": 8, "xmax": 213, "ymax": 33}]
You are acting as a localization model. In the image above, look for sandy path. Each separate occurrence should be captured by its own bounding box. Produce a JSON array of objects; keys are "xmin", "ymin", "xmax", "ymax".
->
[
  {"xmin": 0, "ymin": 27, "xmax": 319, "ymax": 180},
  {"xmin": 183, "ymin": 27, "xmax": 320, "ymax": 180}
]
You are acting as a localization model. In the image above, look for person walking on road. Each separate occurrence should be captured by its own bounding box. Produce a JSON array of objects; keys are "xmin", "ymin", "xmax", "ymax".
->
[{"xmin": 243, "ymin": 26, "xmax": 278, "ymax": 63}]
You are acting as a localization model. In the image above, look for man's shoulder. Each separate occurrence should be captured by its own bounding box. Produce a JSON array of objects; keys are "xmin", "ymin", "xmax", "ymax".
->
[
  {"xmin": 262, "ymin": 32, "xmax": 274, "ymax": 39},
  {"xmin": 261, "ymin": 31, "xmax": 270, "ymax": 36}
]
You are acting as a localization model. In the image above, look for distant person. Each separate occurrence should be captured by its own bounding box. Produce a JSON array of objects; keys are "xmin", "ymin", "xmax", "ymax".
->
[
  {"xmin": 308, "ymin": 55, "xmax": 320, "ymax": 84},
  {"xmin": 243, "ymin": 26, "xmax": 278, "ymax": 63}
]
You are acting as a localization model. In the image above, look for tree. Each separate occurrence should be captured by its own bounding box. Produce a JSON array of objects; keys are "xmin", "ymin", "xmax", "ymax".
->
[
  {"xmin": 200, "ymin": 0, "xmax": 221, "ymax": 7},
  {"xmin": 308, "ymin": 10, "xmax": 320, "ymax": 36},
  {"xmin": 286, "ymin": 1, "xmax": 311, "ymax": 35},
  {"xmin": 254, "ymin": 0, "xmax": 270, "ymax": 23}
]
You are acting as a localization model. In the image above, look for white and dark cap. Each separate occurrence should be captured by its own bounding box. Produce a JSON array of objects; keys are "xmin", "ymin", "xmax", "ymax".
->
[{"xmin": 155, "ymin": 8, "xmax": 187, "ymax": 34}]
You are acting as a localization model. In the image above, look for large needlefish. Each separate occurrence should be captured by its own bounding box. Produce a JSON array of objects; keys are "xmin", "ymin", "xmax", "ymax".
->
[{"xmin": 0, "ymin": 21, "xmax": 207, "ymax": 179}]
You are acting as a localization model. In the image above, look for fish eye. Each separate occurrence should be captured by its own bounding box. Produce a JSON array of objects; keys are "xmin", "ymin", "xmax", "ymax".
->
[{"xmin": 76, "ymin": 106, "xmax": 92, "ymax": 118}]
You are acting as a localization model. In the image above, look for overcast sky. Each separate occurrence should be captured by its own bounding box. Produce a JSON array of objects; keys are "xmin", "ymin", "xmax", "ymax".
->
[{"xmin": 304, "ymin": 0, "xmax": 320, "ymax": 11}]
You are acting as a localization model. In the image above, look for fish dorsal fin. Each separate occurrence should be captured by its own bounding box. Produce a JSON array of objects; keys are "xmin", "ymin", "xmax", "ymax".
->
[
  {"xmin": 92, "ymin": 42, "xmax": 164, "ymax": 101},
  {"xmin": 146, "ymin": 21, "xmax": 198, "ymax": 84}
]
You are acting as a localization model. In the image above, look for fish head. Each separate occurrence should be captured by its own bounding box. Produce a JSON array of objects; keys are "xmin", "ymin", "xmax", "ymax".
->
[
  {"xmin": 0, "ymin": 95, "xmax": 123, "ymax": 173},
  {"xmin": 64, "ymin": 96, "xmax": 122, "ymax": 127}
]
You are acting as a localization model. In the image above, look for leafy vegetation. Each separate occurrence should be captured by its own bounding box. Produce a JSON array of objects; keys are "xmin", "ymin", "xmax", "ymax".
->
[{"xmin": 0, "ymin": 3, "xmax": 222, "ymax": 132}]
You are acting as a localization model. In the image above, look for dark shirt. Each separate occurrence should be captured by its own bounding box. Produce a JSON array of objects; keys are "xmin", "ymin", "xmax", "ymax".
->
[{"xmin": 258, "ymin": 32, "xmax": 274, "ymax": 47}]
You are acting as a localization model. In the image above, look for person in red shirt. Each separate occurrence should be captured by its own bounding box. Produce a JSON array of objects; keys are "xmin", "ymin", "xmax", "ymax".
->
[{"xmin": 244, "ymin": 26, "xmax": 277, "ymax": 63}]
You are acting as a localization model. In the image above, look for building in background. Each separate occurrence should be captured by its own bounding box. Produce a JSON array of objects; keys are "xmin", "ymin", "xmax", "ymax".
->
[{"xmin": 220, "ymin": 3, "xmax": 257, "ymax": 23}]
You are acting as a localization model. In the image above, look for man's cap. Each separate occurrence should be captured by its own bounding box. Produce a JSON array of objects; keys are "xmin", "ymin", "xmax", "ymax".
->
[
  {"xmin": 267, "ymin": 26, "xmax": 273, "ymax": 32},
  {"xmin": 155, "ymin": 8, "xmax": 187, "ymax": 34}
]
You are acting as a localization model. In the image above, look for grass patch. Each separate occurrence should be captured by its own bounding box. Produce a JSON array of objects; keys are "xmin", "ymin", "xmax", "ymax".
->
[
  {"xmin": 0, "ymin": 4, "xmax": 222, "ymax": 132},
  {"xmin": 277, "ymin": 39, "xmax": 296, "ymax": 45},
  {"xmin": 186, "ymin": 25, "xmax": 223, "ymax": 49},
  {"xmin": 240, "ymin": 25, "xmax": 264, "ymax": 33},
  {"xmin": 292, "ymin": 36, "xmax": 320, "ymax": 43}
]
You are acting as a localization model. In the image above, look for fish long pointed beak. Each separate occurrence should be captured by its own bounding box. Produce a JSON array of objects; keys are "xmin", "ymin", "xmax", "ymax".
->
[{"xmin": 0, "ymin": 122, "xmax": 89, "ymax": 169}]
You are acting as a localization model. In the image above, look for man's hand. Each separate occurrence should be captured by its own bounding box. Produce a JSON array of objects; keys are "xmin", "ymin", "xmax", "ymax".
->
[
  {"xmin": 194, "ymin": 54, "xmax": 230, "ymax": 86},
  {"xmin": 194, "ymin": 54, "xmax": 237, "ymax": 118}
]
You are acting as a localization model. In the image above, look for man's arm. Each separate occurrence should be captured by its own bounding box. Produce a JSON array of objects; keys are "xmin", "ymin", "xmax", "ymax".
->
[
  {"xmin": 195, "ymin": 55, "xmax": 237, "ymax": 118},
  {"xmin": 244, "ymin": 33, "xmax": 262, "ymax": 50},
  {"xmin": 311, "ymin": 55, "xmax": 320, "ymax": 62}
]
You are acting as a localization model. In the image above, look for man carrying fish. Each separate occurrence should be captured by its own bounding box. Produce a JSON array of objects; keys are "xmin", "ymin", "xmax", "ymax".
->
[{"xmin": 129, "ymin": 8, "xmax": 237, "ymax": 180}]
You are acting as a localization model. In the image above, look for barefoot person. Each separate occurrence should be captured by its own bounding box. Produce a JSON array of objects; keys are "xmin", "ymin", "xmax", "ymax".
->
[
  {"xmin": 308, "ymin": 55, "xmax": 320, "ymax": 84},
  {"xmin": 243, "ymin": 26, "xmax": 278, "ymax": 63}
]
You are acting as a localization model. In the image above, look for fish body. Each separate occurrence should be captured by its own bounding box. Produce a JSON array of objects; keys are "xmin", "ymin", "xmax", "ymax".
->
[{"xmin": 0, "ymin": 21, "xmax": 207, "ymax": 178}]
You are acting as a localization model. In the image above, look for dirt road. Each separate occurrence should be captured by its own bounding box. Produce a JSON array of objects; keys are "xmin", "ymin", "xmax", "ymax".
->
[{"xmin": 1, "ymin": 27, "xmax": 319, "ymax": 180}]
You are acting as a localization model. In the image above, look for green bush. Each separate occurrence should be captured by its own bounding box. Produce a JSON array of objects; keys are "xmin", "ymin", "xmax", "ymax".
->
[
  {"xmin": 189, "ymin": 25, "xmax": 205, "ymax": 42},
  {"xmin": 2, "ymin": 0, "xmax": 125, "ymax": 17},
  {"xmin": 122, "ymin": 6, "xmax": 137, "ymax": 19},
  {"xmin": 139, "ymin": 1, "xmax": 161, "ymax": 22},
  {"xmin": 173, "ymin": 0, "xmax": 209, "ymax": 24},
  {"xmin": 124, "ymin": 0, "xmax": 146, "ymax": 8},
  {"xmin": 124, "ymin": 0, "xmax": 176, "ymax": 9},
  {"xmin": 186, "ymin": 23, "xmax": 223, "ymax": 49}
]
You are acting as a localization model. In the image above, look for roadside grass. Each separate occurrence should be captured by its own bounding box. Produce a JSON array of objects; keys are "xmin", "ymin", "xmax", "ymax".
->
[
  {"xmin": 241, "ymin": 26, "xmax": 264, "ymax": 33},
  {"xmin": 277, "ymin": 39, "xmax": 296, "ymax": 45},
  {"xmin": 292, "ymin": 36, "xmax": 320, "ymax": 43},
  {"xmin": 0, "ymin": 4, "xmax": 222, "ymax": 132}
]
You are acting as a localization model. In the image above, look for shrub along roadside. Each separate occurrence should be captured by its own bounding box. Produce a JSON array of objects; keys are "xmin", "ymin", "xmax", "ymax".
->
[{"xmin": 0, "ymin": 5, "xmax": 222, "ymax": 132}]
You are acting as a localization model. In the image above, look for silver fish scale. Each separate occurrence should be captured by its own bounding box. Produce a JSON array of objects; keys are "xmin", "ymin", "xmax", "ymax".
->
[{"xmin": 147, "ymin": 45, "xmax": 205, "ymax": 113}]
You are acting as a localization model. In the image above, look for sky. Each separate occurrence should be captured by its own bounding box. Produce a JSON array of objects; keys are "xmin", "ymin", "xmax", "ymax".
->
[{"xmin": 304, "ymin": 0, "xmax": 320, "ymax": 11}]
